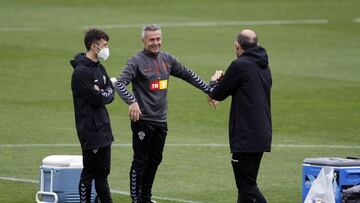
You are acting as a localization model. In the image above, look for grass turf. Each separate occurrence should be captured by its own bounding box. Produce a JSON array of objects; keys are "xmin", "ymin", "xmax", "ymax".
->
[{"xmin": 0, "ymin": 0, "xmax": 359, "ymax": 202}]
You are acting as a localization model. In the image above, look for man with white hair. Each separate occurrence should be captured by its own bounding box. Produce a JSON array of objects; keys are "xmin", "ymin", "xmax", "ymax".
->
[{"xmin": 114, "ymin": 24, "xmax": 216, "ymax": 203}]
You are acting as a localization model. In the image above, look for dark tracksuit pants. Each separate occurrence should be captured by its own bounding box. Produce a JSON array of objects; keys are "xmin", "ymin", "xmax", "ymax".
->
[
  {"xmin": 231, "ymin": 152, "xmax": 267, "ymax": 203},
  {"xmin": 79, "ymin": 145, "xmax": 112, "ymax": 203},
  {"xmin": 130, "ymin": 120, "xmax": 167, "ymax": 203}
]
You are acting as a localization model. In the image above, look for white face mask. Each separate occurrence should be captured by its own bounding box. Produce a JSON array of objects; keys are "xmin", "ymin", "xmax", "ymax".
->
[{"xmin": 96, "ymin": 45, "xmax": 110, "ymax": 60}]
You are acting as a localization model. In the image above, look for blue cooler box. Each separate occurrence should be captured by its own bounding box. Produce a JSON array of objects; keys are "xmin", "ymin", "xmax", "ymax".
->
[
  {"xmin": 35, "ymin": 155, "xmax": 96, "ymax": 203},
  {"xmin": 302, "ymin": 157, "xmax": 360, "ymax": 203}
]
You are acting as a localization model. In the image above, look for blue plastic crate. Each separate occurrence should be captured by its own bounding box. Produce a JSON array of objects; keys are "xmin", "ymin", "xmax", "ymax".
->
[{"xmin": 302, "ymin": 157, "xmax": 360, "ymax": 203}]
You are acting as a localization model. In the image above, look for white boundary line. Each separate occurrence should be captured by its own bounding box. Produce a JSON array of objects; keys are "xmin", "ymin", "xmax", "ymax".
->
[
  {"xmin": 0, "ymin": 19, "xmax": 330, "ymax": 32},
  {"xmin": 273, "ymin": 144, "xmax": 360, "ymax": 149},
  {"xmin": 83, "ymin": 19, "xmax": 329, "ymax": 29},
  {"xmin": 0, "ymin": 176, "xmax": 198, "ymax": 203},
  {"xmin": 0, "ymin": 176, "xmax": 38, "ymax": 184},
  {"xmin": 0, "ymin": 143, "xmax": 81, "ymax": 147},
  {"xmin": 0, "ymin": 143, "xmax": 359, "ymax": 149},
  {"xmin": 0, "ymin": 27, "xmax": 44, "ymax": 32},
  {"xmin": 110, "ymin": 189, "xmax": 198, "ymax": 203},
  {"xmin": 2, "ymin": 18, "xmax": 359, "ymax": 33}
]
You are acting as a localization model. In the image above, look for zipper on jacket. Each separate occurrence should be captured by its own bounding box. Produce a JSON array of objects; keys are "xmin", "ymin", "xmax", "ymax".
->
[{"xmin": 154, "ymin": 58, "xmax": 161, "ymax": 79}]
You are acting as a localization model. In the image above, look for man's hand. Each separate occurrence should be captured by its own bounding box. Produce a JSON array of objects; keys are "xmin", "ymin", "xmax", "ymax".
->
[
  {"xmin": 110, "ymin": 77, "xmax": 117, "ymax": 86},
  {"xmin": 211, "ymin": 70, "xmax": 224, "ymax": 81},
  {"xmin": 129, "ymin": 102, "xmax": 142, "ymax": 122},
  {"xmin": 207, "ymin": 96, "xmax": 219, "ymax": 109}
]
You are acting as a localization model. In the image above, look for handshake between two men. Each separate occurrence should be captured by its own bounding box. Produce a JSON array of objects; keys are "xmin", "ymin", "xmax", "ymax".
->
[
  {"xmin": 110, "ymin": 69, "xmax": 225, "ymax": 112},
  {"xmin": 207, "ymin": 70, "xmax": 224, "ymax": 109}
]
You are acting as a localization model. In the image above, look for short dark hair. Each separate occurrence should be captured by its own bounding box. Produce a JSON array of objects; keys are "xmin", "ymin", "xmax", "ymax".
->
[
  {"xmin": 237, "ymin": 33, "xmax": 257, "ymax": 50},
  {"xmin": 84, "ymin": 28, "xmax": 109, "ymax": 51}
]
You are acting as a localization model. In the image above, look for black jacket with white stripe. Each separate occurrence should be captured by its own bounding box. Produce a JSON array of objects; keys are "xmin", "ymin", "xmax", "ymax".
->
[
  {"xmin": 70, "ymin": 53, "xmax": 114, "ymax": 150},
  {"xmin": 115, "ymin": 49, "xmax": 210, "ymax": 122}
]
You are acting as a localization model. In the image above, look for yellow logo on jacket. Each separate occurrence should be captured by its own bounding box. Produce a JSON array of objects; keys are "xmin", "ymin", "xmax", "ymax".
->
[{"xmin": 150, "ymin": 80, "xmax": 168, "ymax": 91}]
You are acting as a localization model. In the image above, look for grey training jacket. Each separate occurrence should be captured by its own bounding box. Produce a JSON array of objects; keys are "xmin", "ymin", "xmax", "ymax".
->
[{"xmin": 115, "ymin": 49, "xmax": 210, "ymax": 122}]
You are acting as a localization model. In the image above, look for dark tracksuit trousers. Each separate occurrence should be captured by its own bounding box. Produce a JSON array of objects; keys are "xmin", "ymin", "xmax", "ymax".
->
[
  {"xmin": 232, "ymin": 152, "xmax": 267, "ymax": 203},
  {"xmin": 79, "ymin": 145, "xmax": 112, "ymax": 203},
  {"xmin": 130, "ymin": 120, "xmax": 167, "ymax": 203}
]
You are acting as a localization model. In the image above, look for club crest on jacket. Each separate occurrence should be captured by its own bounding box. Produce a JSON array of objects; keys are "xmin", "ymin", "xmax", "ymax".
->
[{"xmin": 138, "ymin": 131, "xmax": 145, "ymax": 140}]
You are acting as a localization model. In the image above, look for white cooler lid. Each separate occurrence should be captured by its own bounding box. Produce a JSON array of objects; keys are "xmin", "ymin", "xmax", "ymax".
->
[
  {"xmin": 303, "ymin": 157, "xmax": 360, "ymax": 167},
  {"xmin": 42, "ymin": 155, "xmax": 83, "ymax": 168}
]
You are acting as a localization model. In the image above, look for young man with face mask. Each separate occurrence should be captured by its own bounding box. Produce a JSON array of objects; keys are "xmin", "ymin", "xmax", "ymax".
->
[
  {"xmin": 113, "ymin": 24, "xmax": 217, "ymax": 203},
  {"xmin": 70, "ymin": 28, "xmax": 114, "ymax": 203}
]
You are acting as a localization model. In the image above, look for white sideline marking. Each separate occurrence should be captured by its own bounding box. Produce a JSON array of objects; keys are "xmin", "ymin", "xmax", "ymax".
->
[
  {"xmin": 353, "ymin": 18, "xmax": 360, "ymax": 23},
  {"xmin": 0, "ymin": 27, "xmax": 44, "ymax": 32},
  {"xmin": 0, "ymin": 176, "xmax": 197, "ymax": 203},
  {"xmin": 273, "ymin": 144, "xmax": 360, "ymax": 149},
  {"xmin": 0, "ymin": 176, "xmax": 38, "ymax": 183},
  {"xmin": 0, "ymin": 19, "xmax": 330, "ymax": 32},
  {"xmin": 0, "ymin": 143, "xmax": 359, "ymax": 149},
  {"xmin": 0, "ymin": 143, "xmax": 80, "ymax": 147},
  {"xmin": 111, "ymin": 189, "xmax": 198, "ymax": 203},
  {"xmin": 83, "ymin": 19, "xmax": 329, "ymax": 29}
]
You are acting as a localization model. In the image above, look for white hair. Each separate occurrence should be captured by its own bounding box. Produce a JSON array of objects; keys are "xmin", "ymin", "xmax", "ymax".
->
[{"xmin": 141, "ymin": 24, "xmax": 161, "ymax": 39}]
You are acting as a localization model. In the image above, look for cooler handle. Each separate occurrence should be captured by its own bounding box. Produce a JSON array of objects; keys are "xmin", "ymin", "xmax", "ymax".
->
[
  {"xmin": 35, "ymin": 191, "xmax": 58, "ymax": 203},
  {"xmin": 36, "ymin": 168, "xmax": 58, "ymax": 203}
]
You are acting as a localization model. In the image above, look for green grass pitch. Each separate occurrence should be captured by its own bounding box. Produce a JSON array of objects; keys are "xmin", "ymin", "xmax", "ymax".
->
[{"xmin": 0, "ymin": 0, "xmax": 359, "ymax": 202}]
